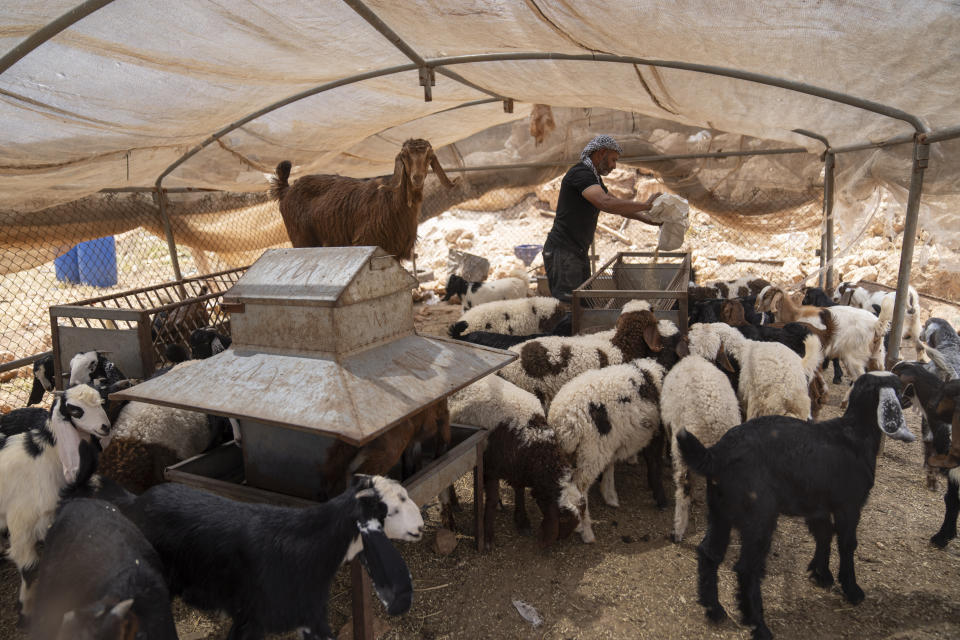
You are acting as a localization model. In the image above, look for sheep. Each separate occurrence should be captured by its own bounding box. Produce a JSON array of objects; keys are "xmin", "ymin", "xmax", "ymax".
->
[
  {"xmin": 759, "ymin": 285, "xmax": 888, "ymax": 382},
  {"xmin": 442, "ymin": 272, "xmax": 528, "ymax": 311},
  {"xmin": 96, "ymin": 360, "xmax": 229, "ymax": 493},
  {"xmin": 27, "ymin": 354, "xmax": 55, "ymax": 406},
  {"xmin": 189, "ymin": 325, "xmax": 232, "ymax": 360},
  {"xmin": 497, "ymin": 300, "xmax": 663, "ymax": 410},
  {"xmin": 449, "ymin": 313, "xmax": 573, "ymax": 350},
  {"xmin": 832, "ymin": 282, "xmax": 925, "ymax": 360},
  {"xmin": 448, "ymin": 296, "xmax": 566, "ymax": 338},
  {"xmin": 676, "ymin": 372, "xmax": 915, "ymax": 640},
  {"xmin": 120, "ymin": 475, "xmax": 422, "ymax": 640},
  {"xmin": 68, "ymin": 351, "xmax": 126, "ymax": 388},
  {"xmin": 27, "ymin": 498, "xmax": 177, "ymax": 640},
  {"xmin": 688, "ymin": 323, "xmax": 812, "ymax": 421},
  {"xmin": 0, "ymin": 384, "xmax": 110, "ymax": 622},
  {"xmin": 660, "ymin": 354, "xmax": 742, "ymax": 543},
  {"xmin": 270, "ymin": 138, "xmax": 455, "ymax": 260},
  {"xmin": 448, "ymin": 375, "xmax": 584, "ymax": 548},
  {"xmin": 548, "ymin": 358, "xmax": 667, "ymax": 543},
  {"xmin": 688, "ymin": 275, "xmax": 771, "ymax": 302}
]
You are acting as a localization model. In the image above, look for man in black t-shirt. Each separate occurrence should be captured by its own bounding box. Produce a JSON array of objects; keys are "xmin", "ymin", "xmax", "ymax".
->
[{"xmin": 543, "ymin": 134, "xmax": 662, "ymax": 303}]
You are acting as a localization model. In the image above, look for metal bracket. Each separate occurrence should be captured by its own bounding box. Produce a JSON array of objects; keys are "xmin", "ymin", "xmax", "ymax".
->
[
  {"xmin": 502, "ymin": 98, "xmax": 514, "ymax": 113},
  {"xmin": 418, "ymin": 66, "xmax": 435, "ymax": 102},
  {"xmin": 915, "ymin": 140, "xmax": 930, "ymax": 168}
]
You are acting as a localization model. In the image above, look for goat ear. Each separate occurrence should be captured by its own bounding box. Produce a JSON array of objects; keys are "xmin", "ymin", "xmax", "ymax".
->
[
  {"xmin": 770, "ymin": 291, "xmax": 783, "ymax": 315},
  {"xmin": 51, "ymin": 403, "xmax": 84, "ymax": 484},
  {"xmin": 429, "ymin": 151, "xmax": 456, "ymax": 188},
  {"xmin": 27, "ymin": 375, "xmax": 45, "ymax": 406},
  {"xmin": 878, "ymin": 386, "xmax": 914, "ymax": 441},
  {"xmin": 643, "ymin": 323, "xmax": 663, "ymax": 352},
  {"xmin": 357, "ymin": 525, "xmax": 414, "ymax": 616},
  {"xmin": 351, "ymin": 473, "xmax": 375, "ymax": 491},
  {"xmin": 716, "ymin": 346, "xmax": 735, "ymax": 373}
]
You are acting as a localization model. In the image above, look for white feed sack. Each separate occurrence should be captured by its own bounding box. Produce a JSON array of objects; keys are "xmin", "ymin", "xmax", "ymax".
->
[{"xmin": 648, "ymin": 194, "xmax": 690, "ymax": 251}]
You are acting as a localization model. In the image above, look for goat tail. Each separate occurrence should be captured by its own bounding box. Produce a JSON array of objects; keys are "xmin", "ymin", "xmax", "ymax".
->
[
  {"xmin": 674, "ymin": 428, "xmax": 720, "ymax": 477},
  {"xmin": 870, "ymin": 310, "xmax": 891, "ymax": 365},
  {"xmin": 270, "ymin": 161, "xmax": 292, "ymax": 200},
  {"xmin": 923, "ymin": 343, "xmax": 957, "ymax": 380}
]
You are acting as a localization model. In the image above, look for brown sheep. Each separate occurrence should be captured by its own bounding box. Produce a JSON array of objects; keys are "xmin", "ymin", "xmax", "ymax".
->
[{"xmin": 270, "ymin": 138, "xmax": 456, "ymax": 259}]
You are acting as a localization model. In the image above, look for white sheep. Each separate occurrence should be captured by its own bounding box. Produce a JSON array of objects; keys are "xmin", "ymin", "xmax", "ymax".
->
[
  {"xmin": 689, "ymin": 322, "xmax": 812, "ymax": 420},
  {"xmin": 660, "ymin": 354, "xmax": 742, "ymax": 543},
  {"xmin": 0, "ymin": 384, "xmax": 110, "ymax": 622},
  {"xmin": 497, "ymin": 300, "xmax": 663, "ymax": 410},
  {"xmin": 548, "ymin": 358, "xmax": 666, "ymax": 543},
  {"xmin": 449, "ymin": 296, "xmax": 565, "ymax": 338},
  {"xmin": 97, "ymin": 360, "xmax": 226, "ymax": 493},
  {"xmin": 449, "ymin": 375, "xmax": 584, "ymax": 548},
  {"xmin": 442, "ymin": 272, "xmax": 529, "ymax": 311}
]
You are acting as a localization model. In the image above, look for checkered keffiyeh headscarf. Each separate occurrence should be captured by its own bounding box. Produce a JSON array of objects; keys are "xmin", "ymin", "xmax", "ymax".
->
[{"xmin": 579, "ymin": 134, "xmax": 622, "ymax": 182}]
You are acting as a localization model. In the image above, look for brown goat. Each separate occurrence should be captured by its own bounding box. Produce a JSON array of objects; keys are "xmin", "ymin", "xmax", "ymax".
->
[
  {"xmin": 271, "ymin": 139, "xmax": 456, "ymax": 259},
  {"xmin": 320, "ymin": 399, "xmax": 453, "ymax": 516},
  {"xmin": 529, "ymin": 104, "xmax": 556, "ymax": 146}
]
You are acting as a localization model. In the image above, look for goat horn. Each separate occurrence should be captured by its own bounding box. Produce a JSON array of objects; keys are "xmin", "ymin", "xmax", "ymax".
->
[{"xmin": 429, "ymin": 151, "xmax": 456, "ymax": 188}]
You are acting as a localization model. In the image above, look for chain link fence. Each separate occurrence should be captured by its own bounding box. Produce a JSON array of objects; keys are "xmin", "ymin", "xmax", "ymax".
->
[{"xmin": 7, "ymin": 150, "xmax": 959, "ymax": 411}]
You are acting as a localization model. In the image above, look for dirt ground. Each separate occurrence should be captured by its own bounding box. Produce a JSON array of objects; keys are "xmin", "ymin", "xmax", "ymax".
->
[{"xmin": 2, "ymin": 301, "xmax": 960, "ymax": 639}]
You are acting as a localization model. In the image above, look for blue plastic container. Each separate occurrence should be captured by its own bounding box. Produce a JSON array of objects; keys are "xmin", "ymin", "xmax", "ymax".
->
[
  {"xmin": 53, "ymin": 246, "xmax": 80, "ymax": 283},
  {"xmin": 77, "ymin": 236, "xmax": 118, "ymax": 287}
]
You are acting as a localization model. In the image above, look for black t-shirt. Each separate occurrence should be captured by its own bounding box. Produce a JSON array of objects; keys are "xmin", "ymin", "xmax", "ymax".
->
[{"xmin": 546, "ymin": 162, "xmax": 607, "ymax": 256}]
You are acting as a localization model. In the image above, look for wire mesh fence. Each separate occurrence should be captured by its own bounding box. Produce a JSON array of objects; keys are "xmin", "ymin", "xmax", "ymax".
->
[{"xmin": 7, "ymin": 149, "xmax": 960, "ymax": 411}]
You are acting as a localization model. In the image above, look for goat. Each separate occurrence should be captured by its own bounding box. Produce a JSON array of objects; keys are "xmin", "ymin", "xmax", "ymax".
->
[
  {"xmin": 271, "ymin": 138, "xmax": 455, "ymax": 260},
  {"xmin": 676, "ymin": 372, "xmax": 915, "ymax": 640},
  {"xmin": 27, "ymin": 354, "xmax": 55, "ymax": 406},
  {"xmin": 27, "ymin": 498, "xmax": 177, "ymax": 640},
  {"xmin": 0, "ymin": 384, "xmax": 110, "ymax": 623},
  {"xmin": 801, "ymin": 287, "xmax": 845, "ymax": 382},
  {"xmin": 68, "ymin": 351, "xmax": 126, "ymax": 388},
  {"xmin": 189, "ymin": 325, "xmax": 232, "ymax": 360},
  {"xmin": 688, "ymin": 275, "xmax": 771, "ymax": 302},
  {"xmin": 120, "ymin": 475, "xmax": 422, "ymax": 640}
]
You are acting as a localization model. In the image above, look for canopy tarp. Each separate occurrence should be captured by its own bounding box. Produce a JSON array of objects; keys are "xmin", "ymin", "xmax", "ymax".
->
[{"xmin": 1, "ymin": 1, "xmax": 958, "ymax": 257}]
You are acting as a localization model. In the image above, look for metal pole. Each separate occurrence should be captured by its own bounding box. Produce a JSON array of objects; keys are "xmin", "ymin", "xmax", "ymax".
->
[
  {"xmin": 155, "ymin": 187, "xmax": 183, "ymax": 282},
  {"xmin": 886, "ymin": 139, "xmax": 929, "ymax": 367},
  {"xmin": 823, "ymin": 151, "xmax": 836, "ymax": 291}
]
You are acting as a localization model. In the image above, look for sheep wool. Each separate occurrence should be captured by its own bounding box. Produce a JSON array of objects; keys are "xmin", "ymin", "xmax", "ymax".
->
[{"xmin": 451, "ymin": 296, "xmax": 564, "ymax": 337}]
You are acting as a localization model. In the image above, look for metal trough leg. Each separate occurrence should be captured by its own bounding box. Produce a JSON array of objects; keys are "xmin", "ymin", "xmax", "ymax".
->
[
  {"xmin": 351, "ymin": 558, "xmax": 374, "ymax": 640},
  {"xmin": 474, "ymin": 440, "xmax": 485, "ymax": 552}
]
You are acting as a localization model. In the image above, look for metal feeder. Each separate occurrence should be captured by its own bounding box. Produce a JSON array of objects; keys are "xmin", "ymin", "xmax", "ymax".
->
[
  {"xmin": 112, "ymin": 246, "xmax": 516, "ymax": 638},
  {"xmin": 113, "ymin": 246, "xmax": 514, "ymax": 496}
]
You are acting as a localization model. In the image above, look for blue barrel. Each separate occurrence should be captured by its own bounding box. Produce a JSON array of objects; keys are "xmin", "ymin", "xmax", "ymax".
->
[
  {"xmin": 77, "ymin": 236, "xmax": 118, "ymax": 287},
  {"xmin": 53, "ymin": 246, "xmax": 80, "ymax": 283}
]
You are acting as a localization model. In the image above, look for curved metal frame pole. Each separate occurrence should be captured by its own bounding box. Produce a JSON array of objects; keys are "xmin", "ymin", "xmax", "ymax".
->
[
  {"xmin": 0, "ymin": 0, "xmax": 116, "ymax": 76},
  {"xmin": 886, "ymin": 138, "xmax": 929, "ymax": 367},
  {"xmin": 793, "ymin": 130, "xmax": 832, "ymax": 289}
]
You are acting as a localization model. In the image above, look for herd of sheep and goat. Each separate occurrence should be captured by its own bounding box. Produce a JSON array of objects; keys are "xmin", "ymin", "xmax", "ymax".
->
[{"xmin": 2, "ymin": 138, "xmax": 959, "ymax": 640}]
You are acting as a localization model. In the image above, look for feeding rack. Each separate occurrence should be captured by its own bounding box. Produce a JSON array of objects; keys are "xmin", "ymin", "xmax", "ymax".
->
[
  {"xmin": 111, "ymin": 247, "xmax": 516, "ymax": 637},
  {"xmin": 571, "ymin": 251, "xmax": 691, "ymax": 335},
  {"xmin": 49, "ymin": 267, "xmax": 246, "ymax": 387}
]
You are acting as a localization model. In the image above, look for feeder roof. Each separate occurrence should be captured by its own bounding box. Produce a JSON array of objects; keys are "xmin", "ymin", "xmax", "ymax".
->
[{"xmin": 112, "ymin": 247, "xmax": 516, "ymax": 445}]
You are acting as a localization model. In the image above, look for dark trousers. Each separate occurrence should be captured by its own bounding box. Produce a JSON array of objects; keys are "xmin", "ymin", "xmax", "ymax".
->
[{"xmin": 543, "ymin": 241, "xmax": 590, "ymax": 304}]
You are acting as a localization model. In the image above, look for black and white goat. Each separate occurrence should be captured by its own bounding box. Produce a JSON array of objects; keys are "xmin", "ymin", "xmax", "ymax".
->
[
  {"xmin": 189, "ymin": 325, "xmax": 232, "ymax": 360},
  {"xmin": 27, "ymin": 498, "xmax": 177, "ymax": 640},
  {"xmin": 923, "ymin": 318, "xmax": 960, "ymax": 380},
  {"xmin": 27, "ymin": 354, "xmax": 55, "ymax": 406},
  {"xmin": 676, "ymin": 372, "xmax": 914, "ymax": 640},
  {"xmin": 442, "ymin": 273, "xmax": 528, "ymax": 311},
  {"xmin": 0, "ymin": 384, "xmax": 110, "ymax": 623},
  {"xmin": 68, "ymin": 351, "xmax": 126, "ymax": 388},
  {"xmin": 121, "ymin": 475, "xmax": 422, "ymax": 640}
]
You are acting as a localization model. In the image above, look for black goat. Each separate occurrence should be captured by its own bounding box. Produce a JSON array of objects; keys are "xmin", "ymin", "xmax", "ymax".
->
[
  {"xmin": 120, "ymin": 475, "xmax": 422, "ymax": 640},
  {"xmin": 676, "ymin": 372, "xmax": 915, "ymax": 640},
  {"xmin": 27, "ymin": 354, "xmax": 55, "ymax": 406},
  {"xmin": 28, "ymin": 498, "xmax": 177, "ymax": 640},
  {"xmin": 189, "ymin": 326, "xmax": 232, "ymax": 360}
]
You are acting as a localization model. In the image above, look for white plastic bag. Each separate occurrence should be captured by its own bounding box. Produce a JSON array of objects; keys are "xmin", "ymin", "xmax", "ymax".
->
[{"xmin": 648, "ymin": 193, "xmax": 690, "ymax": 251}]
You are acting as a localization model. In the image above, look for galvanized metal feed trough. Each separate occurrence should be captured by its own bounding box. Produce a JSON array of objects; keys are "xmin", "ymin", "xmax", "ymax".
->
[{"xmin": 112, "ymin": 246, "xmax": 516, "ymax": 500}]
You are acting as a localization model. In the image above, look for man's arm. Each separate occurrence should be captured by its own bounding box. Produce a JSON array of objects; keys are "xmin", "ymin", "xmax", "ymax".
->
[{"xmin": 582, "ymin": 185, "xmax": 663, "ymax": 225}]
